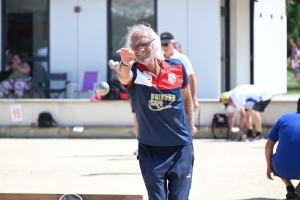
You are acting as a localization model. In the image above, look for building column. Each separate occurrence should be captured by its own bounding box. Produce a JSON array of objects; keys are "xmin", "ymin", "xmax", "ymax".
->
[{"xmin": 230, "ymin": 0, "xmax": 250, "ymax": 89}]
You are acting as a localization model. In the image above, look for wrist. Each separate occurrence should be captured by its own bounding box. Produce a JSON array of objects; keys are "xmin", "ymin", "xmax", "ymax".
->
[{"xmin": 120, "ymin": 60, "xmax": 129, "ymax": 67}]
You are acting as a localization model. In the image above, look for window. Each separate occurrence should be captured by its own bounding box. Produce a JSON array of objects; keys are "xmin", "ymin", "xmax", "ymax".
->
[
  {"xmin": 108, "ymin": 0, "xmax": 156, "ymax": 79},
  {"xmin": 2, "ymin": 0, "xmax": 49, "ymax": 72}
]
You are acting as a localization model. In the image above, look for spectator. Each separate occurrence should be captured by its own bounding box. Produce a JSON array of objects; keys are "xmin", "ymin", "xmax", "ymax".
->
[
  {"xmin": 220, "ymin": 84, "xmax": 272, "ymax": 141},
  {"xmin": 160, "ymin": 32, "xmax": 199, "ymax": 111},
  {"xmin": 288, "ymin": 39, "xmax": 295, "ymax": 67},
  {"xmin": 0, "ymin": 54, "xmax": 31, "ymax": 98},
  {"xmin": 116, "ymin": 23, "xmax": 196, "ymax": 200},
  {"xmin": 265, "ymin": 97, "xmax": 300, "ymax": 199},
  {"xmin": 291, "ymin": 34, "xmax": 300, "ymax": 88}
]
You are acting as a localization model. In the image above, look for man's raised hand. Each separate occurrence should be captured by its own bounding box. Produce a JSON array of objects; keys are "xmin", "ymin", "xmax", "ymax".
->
[{"xmin": 116, "ymin": 48, "xmax": 135, "ymax": 67}]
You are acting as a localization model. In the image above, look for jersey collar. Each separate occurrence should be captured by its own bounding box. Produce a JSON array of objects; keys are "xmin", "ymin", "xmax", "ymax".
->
[{"xmin": 135, "ymin": 59, "xmax": 170, "ymax": 72}]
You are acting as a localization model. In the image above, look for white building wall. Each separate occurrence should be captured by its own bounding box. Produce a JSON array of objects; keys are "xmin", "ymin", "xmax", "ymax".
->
[
  {"xmin": 50, "ymin": 0, "xmax": 107, "ymax": 90},
  {"xmin": 188, "ymin": 0, "xmax": 221, "ymax": 98},
  {"xmin": 230, "ymin": 0, "xmax": 250, "ymax": 88},
  {"xmin": 78, "ymin": 0, "xmax": 107, "ymax": 84},
  {"xmin": 50, "ymin": 0, "xmax": 77, "ymax": 83},
  {"xmin": 157, "ymin": 0, "xmax": 188, "ymax": 54},
  {"xmin": 48, "ymin": 0, "xmax": 286, "ymax": 99},
  {"xmin": 254, "ymin": 0, "xmax": 287, "ymax": 95},
  {"xmin": 158, "ymin": 0, "xmax": 221, "ymax": 99}
]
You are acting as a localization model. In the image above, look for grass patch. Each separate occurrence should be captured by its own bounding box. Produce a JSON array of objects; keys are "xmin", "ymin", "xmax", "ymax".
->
[{"xmin": 287, "ymin": 68, "xmax": 300, "ymax": 93}]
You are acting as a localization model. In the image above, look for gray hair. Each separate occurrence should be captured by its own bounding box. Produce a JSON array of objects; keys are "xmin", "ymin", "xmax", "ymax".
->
[{"xmin": 123, "ymin": 23, "xmax": 162, "ymax": 59}]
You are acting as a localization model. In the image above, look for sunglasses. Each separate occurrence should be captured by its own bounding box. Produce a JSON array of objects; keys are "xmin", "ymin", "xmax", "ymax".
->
[
  {"xmin": 161, "ymin": 43, "xmax": 169, "ymax": 47},
  {"xmin": 131, "ymin": 39, "xmax": 155, "ymax": 51}
]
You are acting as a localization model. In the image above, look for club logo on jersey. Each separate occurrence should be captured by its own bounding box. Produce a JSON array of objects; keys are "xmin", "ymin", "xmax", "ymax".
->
[
  {"xmin": 168, "ymin": 73, "xmax": 176, "ymax": 85},
  {"xmin": 148, "ymin": 93, "xmax": 176, "ymax": 111}
]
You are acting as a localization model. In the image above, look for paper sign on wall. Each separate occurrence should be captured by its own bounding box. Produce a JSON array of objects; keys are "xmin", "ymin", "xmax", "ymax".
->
[{"xmin": 10, "ymin": 104, "xmax": 23, "ymax": 122}]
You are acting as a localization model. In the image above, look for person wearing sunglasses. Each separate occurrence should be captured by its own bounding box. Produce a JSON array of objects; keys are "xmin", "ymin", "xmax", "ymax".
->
[
  {"xmin": 116, "ymin": 23, "xmax": 196, "ymax": 200},
  {"xmin": 160, "ymin": 32, "xmax": 199, "ymax": 112}
]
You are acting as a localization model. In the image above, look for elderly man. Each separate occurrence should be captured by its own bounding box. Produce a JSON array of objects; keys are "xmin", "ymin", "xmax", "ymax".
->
[
  {"xmin": 265, "ymin": 98, "xmax": 300, "ymax": 199},
  {"xmin": 220, "ymin": 84, "xmax": 272, "ymax": 141},
  {"xmin": 160, "ymin": 32, "xmax": 199, "ymax": 111},
  {"xmin": 116, "ymin": 24, "xmax": 196, "ymax": 200}
]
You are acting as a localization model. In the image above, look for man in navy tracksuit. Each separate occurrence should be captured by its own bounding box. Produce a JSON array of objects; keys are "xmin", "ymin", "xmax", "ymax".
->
[{"xmin": 116, "ymin": 24, "xmax": 196, "ymax": 200}]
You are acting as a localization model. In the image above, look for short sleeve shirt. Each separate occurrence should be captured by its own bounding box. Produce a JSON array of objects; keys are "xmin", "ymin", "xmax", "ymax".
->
[
  {"xmin": 228, "ymin": 84, "xmax": 272, "ymax": 111},
  {"xmin": 268, "ymin": 112, "xmax": 300, "ymax": 179},
  {"xmin": 124, "ymin": 59, "xmax": 192, "ymax": 146},
  {"xmin": 163, "ymin": 49, "xmax": 195, "ymax": 76},
  {"xmin": 8, "ymin": 63, "xmax": 29, "ymax": 79}
]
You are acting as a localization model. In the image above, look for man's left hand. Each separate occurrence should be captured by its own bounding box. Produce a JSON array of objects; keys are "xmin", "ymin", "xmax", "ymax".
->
[
  {"xmin": 193, "ymin": 100, "xmax": 199, "ymax": 111},
  {"xmin": 191, "ymin": 126, "xmax": 197, "ymax": 136},
  {"xmin": 266, "ymin": 167, "xmax": 274, "ymax": 180}
]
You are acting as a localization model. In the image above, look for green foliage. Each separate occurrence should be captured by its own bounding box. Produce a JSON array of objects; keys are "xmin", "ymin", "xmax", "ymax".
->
[{"xmin": 287, "ymin": 1, "xmax": 300, "ymax": 42}]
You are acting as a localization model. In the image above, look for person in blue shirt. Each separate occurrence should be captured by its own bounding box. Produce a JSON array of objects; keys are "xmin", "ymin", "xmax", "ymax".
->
[
  {"xmin": 116, "ymin": 23, "xmax": 196, "ymax": 200},
  {"xmin": 265, "ymin": 97, "xmax": 300, "ymax": 199}
]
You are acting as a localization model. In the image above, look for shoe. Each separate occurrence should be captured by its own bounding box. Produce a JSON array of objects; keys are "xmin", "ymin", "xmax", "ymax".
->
[
  {"xmin": 286, "ymin": 185, "xmax": 297, "ymax": 199},
  {"xmin": 227, "ymin": 135, "xmax": 235, "ymax": 141},
  {"xmin": 133, "ymin": 150, "xmax": 138, "ymax": 155},
  {"xmin": 236, "ymin": 134, "xmax": 246, "ymax": 142},
  {"xmin": 247, "ymin": 134, "xmax": 254, "ymax": 140},
  {"xmin": 295, "ymin": 183, "xmax": 300, "ymax": 199},
  {"xmin": 251, "ymin": 134, "xmax": 264, "ymax": 141},
  {"xmin": 286, "ymin": 191, "xmax": 297, "ymax": 199}
]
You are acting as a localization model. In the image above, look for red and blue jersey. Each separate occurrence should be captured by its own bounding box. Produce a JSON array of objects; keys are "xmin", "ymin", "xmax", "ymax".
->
[{"xmin": 125, "ymin": 59, "xmax": 192, "ymax": 146}]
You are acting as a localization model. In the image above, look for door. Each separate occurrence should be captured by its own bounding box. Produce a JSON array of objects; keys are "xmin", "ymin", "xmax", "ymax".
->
[
  {"xmin": 220, "ymin": 0, "xmax": 230, "ymax": 92},
  {"xmin": 107, "ymin": 0, "xmax": 157, "ymax": 81}
]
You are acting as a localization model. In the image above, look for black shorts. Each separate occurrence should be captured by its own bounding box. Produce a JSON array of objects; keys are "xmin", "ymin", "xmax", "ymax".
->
[{"xmin": 253, "ymin": 99, "xmax": 271, "ymax": 112}]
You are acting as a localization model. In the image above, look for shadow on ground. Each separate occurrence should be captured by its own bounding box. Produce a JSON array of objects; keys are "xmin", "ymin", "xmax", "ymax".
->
[
  {"xmin": 82, "ymin": 173, "xmax": 140, "ymax": 176},
  {"xmin": 239, "ymin": 198, "xmax": 281, "ymax": 200}
]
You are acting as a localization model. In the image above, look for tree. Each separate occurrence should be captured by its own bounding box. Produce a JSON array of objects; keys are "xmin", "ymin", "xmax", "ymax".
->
[
  {"xmin": 287, "ymin": 0, "xmax": 300, "ymax": 42},
  {"xmin": 286, "ymin": 1, "xmax": 300, "ymax": 57}
]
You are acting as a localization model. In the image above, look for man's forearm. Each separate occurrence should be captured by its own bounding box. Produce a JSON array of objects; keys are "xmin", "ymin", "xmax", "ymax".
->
[
  {"xmin": 265, "ymin": 140, "xmax": 275, "ymax": 168},
  {"xmin": 189, "ymin": 74, "xmax": 198, "ymax": 101},
  {"xmin": 183, "ymin": 88, "xmax": 194, "ymax": 130},
  {"xmin": 117, "ymin": 63, "xmax": 132, "ymax": 85},
  {"xmin": 185, "ymin": 99, "xmax": 194, "ymax": 130}
]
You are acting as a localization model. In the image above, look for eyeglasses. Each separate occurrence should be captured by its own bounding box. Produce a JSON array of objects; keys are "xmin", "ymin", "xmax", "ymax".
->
[
  {"xmin": 161, "ymin": 43, "xmax": 170, "ymax": 47},
  {"xmin": 131, "ymin": 39, "xmax": 155, "ymax": 51}
]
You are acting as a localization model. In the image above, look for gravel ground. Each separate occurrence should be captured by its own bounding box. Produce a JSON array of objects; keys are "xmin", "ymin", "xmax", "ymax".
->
[{"xmin": 0, "ymin": 138, "xmax": 298, "ymax": 200}]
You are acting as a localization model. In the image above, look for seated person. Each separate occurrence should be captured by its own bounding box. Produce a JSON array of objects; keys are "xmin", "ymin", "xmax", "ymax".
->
[
  {"xmin": 0, "ymin": 54, "xmax": 31, "ymax": 98},
  {"xmin": 265, "ymin": 97, "xmax": 300, "ymax": 199}
]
